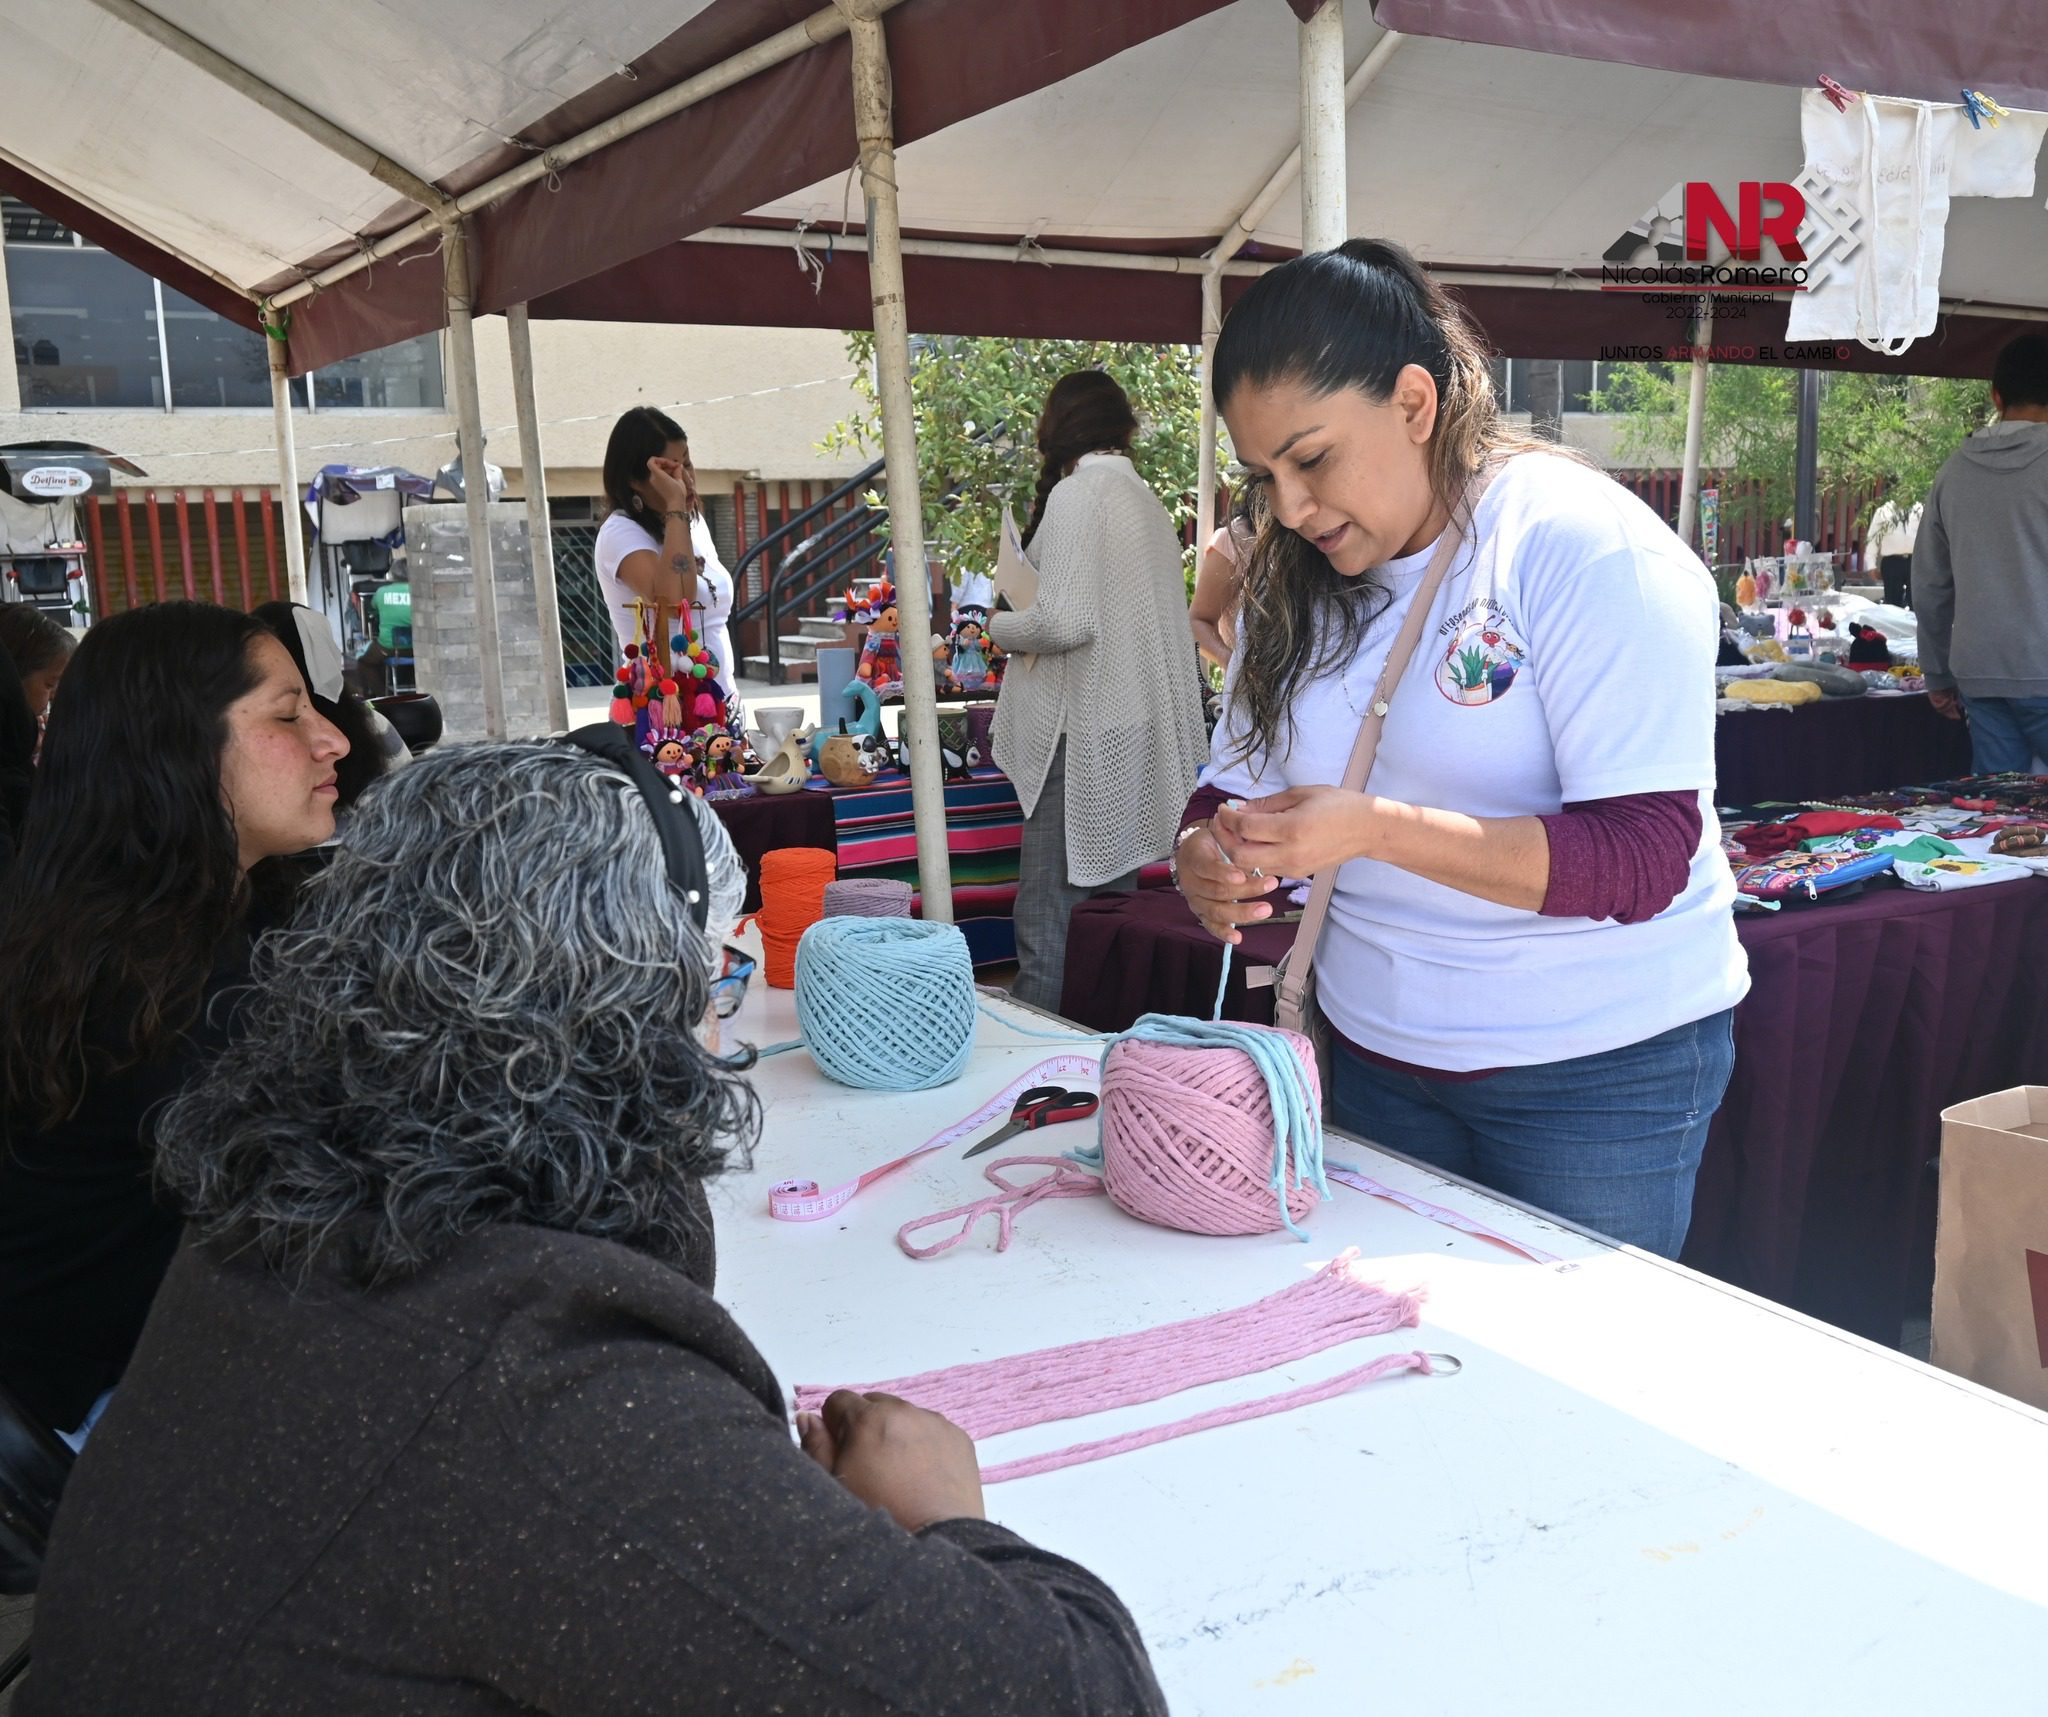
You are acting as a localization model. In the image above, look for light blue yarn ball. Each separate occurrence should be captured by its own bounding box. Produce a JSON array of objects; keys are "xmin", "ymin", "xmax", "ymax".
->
[{"xmin": 794, "ymin": 917, "xmax": 977, "ymax": 1091}]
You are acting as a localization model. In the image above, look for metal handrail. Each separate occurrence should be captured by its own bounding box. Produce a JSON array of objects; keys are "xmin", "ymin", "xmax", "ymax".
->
[
  {"xmin": 760, "ymin": 513, "xmax": 891, "ymax": 679},
  {"xmin": 729, "ymin": 455, "xmax": 883, "ymax": 624}
]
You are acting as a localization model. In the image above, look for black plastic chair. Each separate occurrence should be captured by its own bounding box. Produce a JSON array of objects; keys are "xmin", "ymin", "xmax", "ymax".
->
[{"xmin": 0, "ymin": 1381, "xmax": 76, "ymax": 1692}]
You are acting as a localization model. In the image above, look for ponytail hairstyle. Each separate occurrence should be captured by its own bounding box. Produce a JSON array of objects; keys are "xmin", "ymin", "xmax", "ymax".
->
[
  {"xmin": 1021, "ymin": 371, "xmax": 1139, "ymax": 547},
  {"xmin": 602, "ymin": 405, "xmax": 689, "ymax": 546},
  {"xmin": 1212, "ymin": 238, "xmax": 1564, "ymax": 763}
]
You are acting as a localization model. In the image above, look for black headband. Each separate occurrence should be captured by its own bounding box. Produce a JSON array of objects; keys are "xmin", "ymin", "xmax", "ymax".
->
[{"xmin": 560, "ymin": 723, "xmax": 710, "ymax": 929}]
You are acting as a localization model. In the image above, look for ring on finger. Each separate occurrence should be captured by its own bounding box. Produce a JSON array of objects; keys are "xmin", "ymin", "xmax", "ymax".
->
[{"xmin": 1247, "ymin": 866, "xmax": 1264, "ymax": 882}]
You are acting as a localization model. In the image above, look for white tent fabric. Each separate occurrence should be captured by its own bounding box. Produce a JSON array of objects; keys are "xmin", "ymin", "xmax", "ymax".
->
[
  {"xmin": 0, "ymin": 0, "xmax": 2041, "ymax": 372},
  {"xmin": 2, "ymin": 0, "xmax": 712, "ymax": 293},
  {"xmin": 750, "ymin": 7, "xmax": 2046, "ymax": 324}
]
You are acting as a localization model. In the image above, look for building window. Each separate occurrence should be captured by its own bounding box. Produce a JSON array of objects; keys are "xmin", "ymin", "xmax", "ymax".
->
[
  {"xmin": 5, "ymin": 194, "xmax": 444, "ymax": 412},
  {"xmin": 313, "ymin": 338, "xmax": 444, "ymax": 410},
  {"xmin": 1561, "ymin": 360, "xmax": 1597, "ymax": 414},
  {"xmin": 1491, "ymin": 358, "xmax": 1612, "ymax": 417},
  {"xmin": 8, "ymin": 243, "xmax": 162, "ymax": 408},
  {"xmin": 160, "ymin": 283, "xmax": 273, "ymax": 409}
]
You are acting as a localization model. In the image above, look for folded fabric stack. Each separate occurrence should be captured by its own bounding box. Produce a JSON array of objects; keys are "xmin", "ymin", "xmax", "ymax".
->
[
  {"xmin": 1895, "ymin": 856, "xmax": 2041, "ymax": 892},
  {"xmin": 1723, "ymin": 791, "xmax": 2048, "ymax": 902},
  {"xmin": 1735, "ymin": 809, "xmax": 1902, "ymax": 858},
  {"xmin": 1723, "ymin": 679, "xmax": 1823, "ymax": 709}
]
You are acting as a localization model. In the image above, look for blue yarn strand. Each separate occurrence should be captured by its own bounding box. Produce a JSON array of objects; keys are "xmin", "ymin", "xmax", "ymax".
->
[{"xmin": 974, "ymin": 1000, "xmax": 1108, "ymax": 1044}]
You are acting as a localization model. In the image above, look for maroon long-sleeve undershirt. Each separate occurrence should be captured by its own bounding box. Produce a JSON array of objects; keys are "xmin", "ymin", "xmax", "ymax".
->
[
  {"xmin": 1174, "ymin": 783, "xmax": 1703, "ymax": 1081},
  {"xmin": 1178, "ymin": 784, "xmax": 1701, "ymax": 924}
]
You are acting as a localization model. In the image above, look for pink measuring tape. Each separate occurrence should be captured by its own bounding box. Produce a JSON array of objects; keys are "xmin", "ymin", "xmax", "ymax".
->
[
  {"xmin": 1327, "ymin": 1167, "xmax": 1565, "ymax": 1266},
  {"xmin": 767, "ymin": 1052, "xmax": 1101, "ymax": 1223}
]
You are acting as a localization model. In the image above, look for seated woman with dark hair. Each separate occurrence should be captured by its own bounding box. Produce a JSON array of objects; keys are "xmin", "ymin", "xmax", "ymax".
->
[
  {"xmin": 26, "ymin": 739, "xmax": 1165, "ymax": 1716},
  {"xmin": 0, "ymin": 601, "xmax": 348, "ymax": 1445}
]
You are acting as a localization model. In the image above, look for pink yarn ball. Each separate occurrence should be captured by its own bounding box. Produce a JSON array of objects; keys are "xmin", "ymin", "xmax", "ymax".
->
[{"xmin": 1099, "ymin": 1026, "xmax": 1323, "ymax": 1236}]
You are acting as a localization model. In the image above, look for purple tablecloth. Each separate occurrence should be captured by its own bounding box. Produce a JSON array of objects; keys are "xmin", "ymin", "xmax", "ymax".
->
[
  {"xmin": 1715, "ymin": 692, "xmax": 1971, "ymax": 805},
  {"xmin": 1062, "ymin": 880, "xmax": 2048, "ymax": 1342},
  {"xmin": 709, "ymin": 790, "xmax": 835, "ymax": 911}
]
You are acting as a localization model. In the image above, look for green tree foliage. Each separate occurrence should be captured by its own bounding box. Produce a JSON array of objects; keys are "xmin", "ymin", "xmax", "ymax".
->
[
  {"xmin": 823, "ymin": 333, "xmax": 1212, "ymax": 580},
  {"xmin": 1593, "ymin": 362, "xmax": 1992, "ymax": 535}
]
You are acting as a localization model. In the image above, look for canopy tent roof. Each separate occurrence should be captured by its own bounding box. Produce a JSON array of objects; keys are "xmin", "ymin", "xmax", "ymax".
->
[{"xmin": 1, "ymin": 0, "xmax": 2044, "ymax": 376}]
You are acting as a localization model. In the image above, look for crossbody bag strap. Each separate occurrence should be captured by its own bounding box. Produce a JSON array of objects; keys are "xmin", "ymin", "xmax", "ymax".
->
[{"xmin": 1266, "ymin": 466, "xmax": 1498, "ymax": 1014}]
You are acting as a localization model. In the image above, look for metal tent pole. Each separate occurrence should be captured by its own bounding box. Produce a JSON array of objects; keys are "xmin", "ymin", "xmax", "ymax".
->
[
  {"xmin": 836, "ymin": 0, "xmax": 953, "ymax": 921},
  {"xmin": 1298, "ymin": 0, "xmax": 1349, "ymax": 255},
  {"xmin": 1196, "ymin": 27, "xmax": 1403, "ymax": 535},
  {"xmin": 1793, "ymin": 368, "xmax": 1821, "ymax": 547},
  {"xmin": 1196, "ymin": 269, "xmax": 1225, "ymax": 542},
  {"xmin": 442, "ymin": 223, "xmax": 507, "ymax": 740},
  {"xmin": 265, "ymin": 326, "xmax": 307, "ymax": 604},
  {"xmin": 506, "ymin": 304, "xmax": 570, "ymax": 731},
  {"xmin": 1676, "ymin": 297, "xmax": 1714, "ymax": 552}
]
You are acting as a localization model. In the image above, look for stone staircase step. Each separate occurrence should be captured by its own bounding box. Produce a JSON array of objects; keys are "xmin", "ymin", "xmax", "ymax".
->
[{"xmin": 743, "ymin": 654, "xmax": 816, "ymax": 685}]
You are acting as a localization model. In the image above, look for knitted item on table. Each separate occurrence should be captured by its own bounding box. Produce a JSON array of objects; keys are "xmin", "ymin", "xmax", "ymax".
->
[
  {"xmin": 795, "ymin": 1247, "xmax": 1422, "ymax": 1459},
  {"xmin": 1723, "ymin": 678, "xmax": 1822, "ymax": 707}
]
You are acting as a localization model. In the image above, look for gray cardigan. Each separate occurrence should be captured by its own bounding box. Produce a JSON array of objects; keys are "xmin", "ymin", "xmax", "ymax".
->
[{"xmin": 25, "ymin": 1222, "xmax": 1166, "ymax": 1715}]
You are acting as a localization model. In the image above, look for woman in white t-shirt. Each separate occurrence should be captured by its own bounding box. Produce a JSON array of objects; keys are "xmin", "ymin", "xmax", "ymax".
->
[
  {"xmin": 1175, "ymin": 239, "xmax": 1749, "ymax": 1258},
  {"xmin": 593, "ymin": 407, "xmax": 741, "ymax": 702}
]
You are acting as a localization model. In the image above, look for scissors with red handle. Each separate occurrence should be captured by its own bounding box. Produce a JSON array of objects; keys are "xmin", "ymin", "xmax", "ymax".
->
[{"xmin": 962, "ymin": 1086, "xmax": 1101, "ymax": 1157}]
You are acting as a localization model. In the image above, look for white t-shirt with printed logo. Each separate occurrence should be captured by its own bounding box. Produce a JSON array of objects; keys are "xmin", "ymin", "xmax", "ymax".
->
[{"xmin": 1204, "ymin": 452, "xmax": 1749, "ymax": 1071}]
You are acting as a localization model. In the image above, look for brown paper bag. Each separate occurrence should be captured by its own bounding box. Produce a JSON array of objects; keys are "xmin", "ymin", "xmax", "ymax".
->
[{"xmin": 1929, "ymin": 1086, "xmax": 2048, "ymax": 1410}]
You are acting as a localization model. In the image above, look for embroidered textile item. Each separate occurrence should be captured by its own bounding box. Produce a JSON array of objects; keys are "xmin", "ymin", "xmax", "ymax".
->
[
  {"xmin": 1734, "ymin": 848, "xmax": 1898, "ymax": 900},
  {"xmin": 795, "ymin": 1250, "xmax": 1430, "ymax": 1481},
  {"xmin": 1895, "ymin": 856, "xmax": 2037, "ymax": 892}
]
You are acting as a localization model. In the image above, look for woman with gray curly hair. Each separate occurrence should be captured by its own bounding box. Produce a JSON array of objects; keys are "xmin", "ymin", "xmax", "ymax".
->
[{"xmin": 24, "ymin": 736, "xmax": 1164, "ymax": 1717}]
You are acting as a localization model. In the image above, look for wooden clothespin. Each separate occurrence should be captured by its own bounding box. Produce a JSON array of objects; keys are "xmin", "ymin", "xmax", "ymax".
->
[{"xmin": 1817, "ymin": 74, "xmax": 1859, "ymax": 113}]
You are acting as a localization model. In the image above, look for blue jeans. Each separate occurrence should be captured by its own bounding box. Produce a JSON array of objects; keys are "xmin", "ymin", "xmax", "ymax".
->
[
  {"xmin": 1328, "ymin": 1011, "xmax": 1737, "ymax": 1258},
  {"xmin": 1964, "ymin": 695, "xmax": 2048, "ymax": 774}
]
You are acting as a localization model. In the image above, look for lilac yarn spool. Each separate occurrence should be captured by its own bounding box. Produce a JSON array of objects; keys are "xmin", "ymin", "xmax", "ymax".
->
[
  {"xmin": 821, "ymin": 878, "xmax": 914, "ymax": 919},
  {"xmin": 1098, "ymin": 1025, "xmax": 1324, "ymax": 1236}
]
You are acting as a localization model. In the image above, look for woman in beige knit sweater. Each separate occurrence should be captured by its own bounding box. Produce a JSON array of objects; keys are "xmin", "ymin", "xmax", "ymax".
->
[{"xmin": 989, "ymin": 371, "xmax": 1208, "ymax": 1013}]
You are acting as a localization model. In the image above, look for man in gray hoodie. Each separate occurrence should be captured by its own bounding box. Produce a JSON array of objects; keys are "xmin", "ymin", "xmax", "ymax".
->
[{"xmin": 1917, "ymin": 333, "xmax": 2048, "ymax": 772}]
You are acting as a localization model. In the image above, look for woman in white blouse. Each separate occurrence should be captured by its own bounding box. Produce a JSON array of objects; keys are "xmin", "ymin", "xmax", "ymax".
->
[
  {"xmin": 593, "ymin": 407, "xmax": 741, "ymax": 697},
  {"xmin": 989, "ymin": 372, "xmax": 1208, "ymax": 1013}
]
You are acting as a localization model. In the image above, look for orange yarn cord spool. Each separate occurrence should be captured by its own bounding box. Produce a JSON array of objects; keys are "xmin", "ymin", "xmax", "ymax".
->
[{"xmin": 745, "ymin": 847, "xmax": 837, "ymax": 988}]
